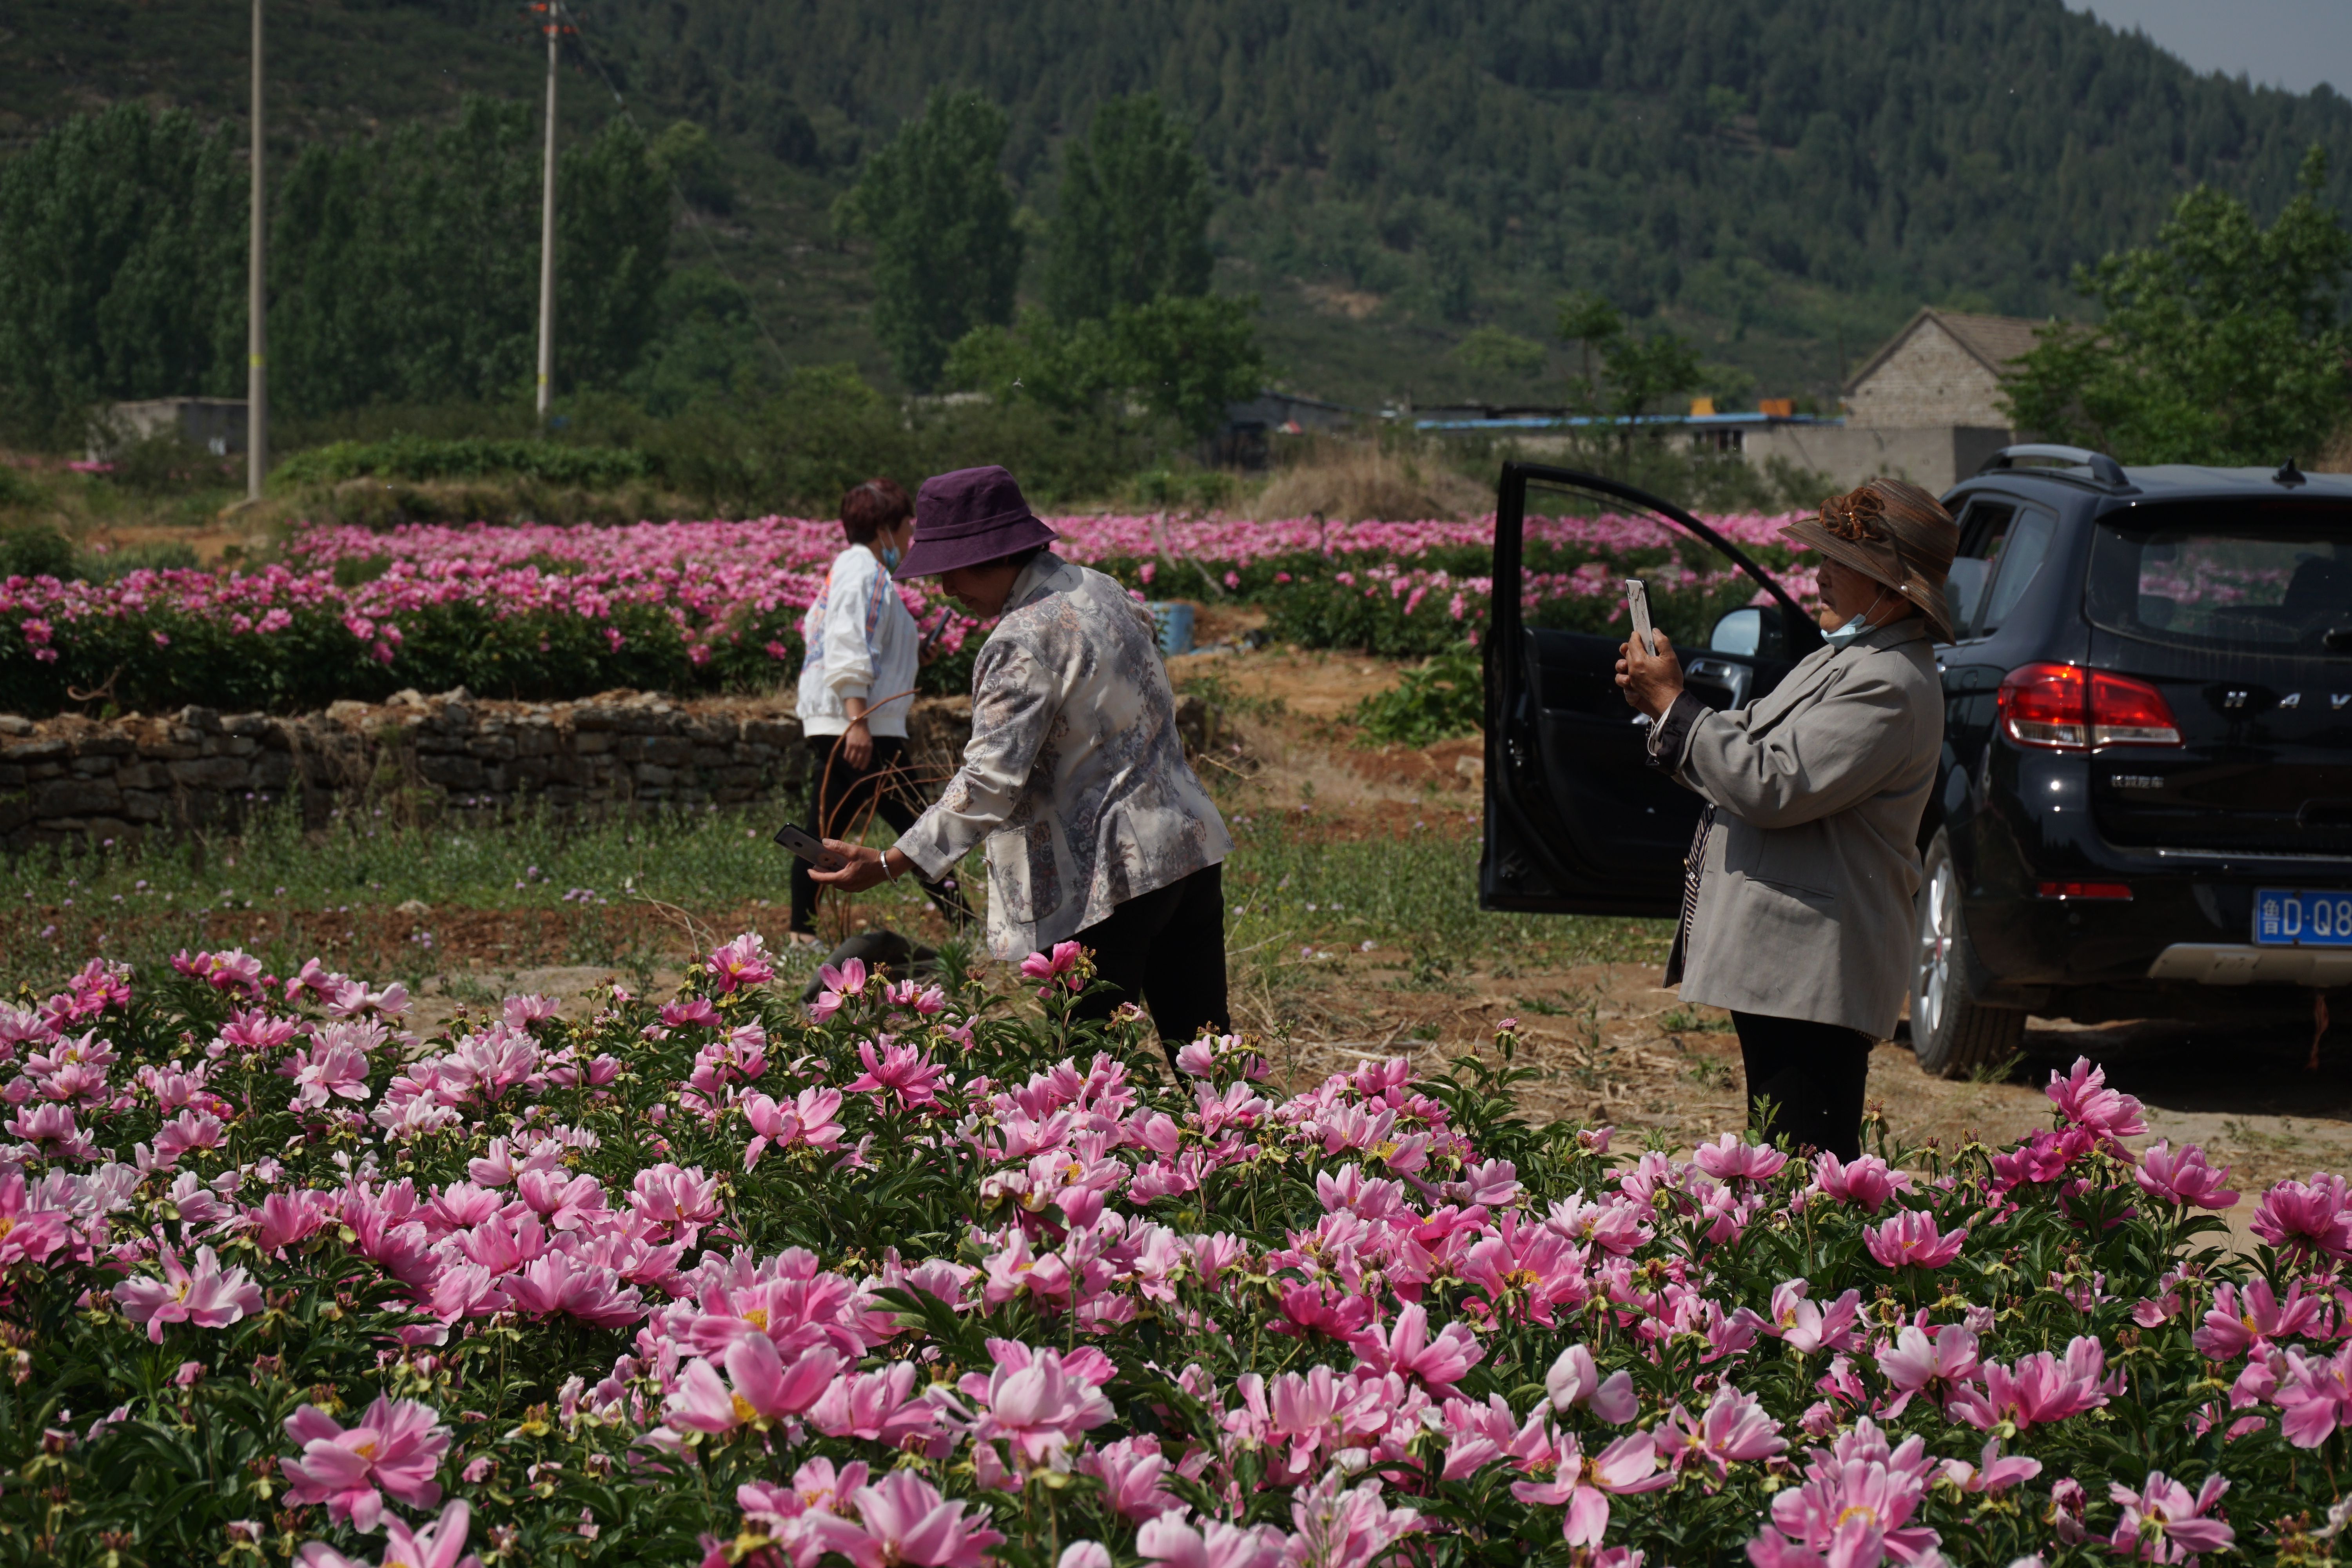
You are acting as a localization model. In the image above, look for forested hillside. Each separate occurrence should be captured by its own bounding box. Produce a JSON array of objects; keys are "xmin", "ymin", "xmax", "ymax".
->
[{"xmin": 5, "ymin": 0, "xmax": 2350, "ymax": 410}]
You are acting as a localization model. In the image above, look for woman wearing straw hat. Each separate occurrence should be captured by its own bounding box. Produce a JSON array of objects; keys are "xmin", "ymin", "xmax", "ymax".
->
[
  {"xmin": 809, "ymin": 465, "xmax": 1234, "ymax": 1064},
  {"xmin": 1616, "ymin": 478, "xmax": 1958, "ymax": 1160}
]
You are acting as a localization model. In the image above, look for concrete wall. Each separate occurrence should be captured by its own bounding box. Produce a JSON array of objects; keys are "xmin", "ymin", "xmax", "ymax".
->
[
  {"xmin": 1745, "ymin": 424, "xmax": 2014, "ymax": 496},
  {"xmin": 1848, "ymin": 323, "xmax": 2010, "ymax": 429},
  {"xmin": 0, "ymin": 689, "xmax": 975, "ymax": 853}
]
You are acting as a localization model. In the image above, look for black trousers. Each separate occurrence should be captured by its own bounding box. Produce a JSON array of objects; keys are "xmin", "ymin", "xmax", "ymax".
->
[
  {"xmin": 1733, "ymin": 1011, "xmax": 1874, "ymax": 1163},
  {"xmin": 789, "ymin": 735, "xmax": 973, "ymax": 933},
  {"xmin": 1068, "ymin": 864, "xmax": 1229, "ymax": 1071}
]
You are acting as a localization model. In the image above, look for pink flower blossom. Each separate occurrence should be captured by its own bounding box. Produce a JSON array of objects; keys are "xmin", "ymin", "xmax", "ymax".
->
[
  {"xmin": 1136, "ymin": 1513, "xmax": 1284, "ymax": 1568},
  {"xmin": 666, "ymin": 1336, "xmax": 844, "ymax": 1433},
  {"xmin": 279, "ymin": 1396, "xmax": 450, "ymax": 1532},
  {"xmin": 706, "ymin": 934, "xmax": 775, "ymax": 995},
  {"xmin": 2108, "ymin": 1472, "xmax": 2233, "ymax": 1564},
  {"xmin": 844, "ymin": 1039, "xmax": 947, "ymax": 1111},
  {"xmin": 2136, "ymin": 1142, "xmax": 2239, "ymax": 1210},
  {"xmin": 2046, "ymin": 1055, "xmax": 2147, "ymax": 1138},
  {"xmin": 1692, "ymin": 1133, "xmax": 1788, "ymax": 1184},
  {"xmin": 1873, "ymin": 1325, "xmax": 1980, "ymax": 1415},
  {"xmin": 1346, "ymin": 1301, "xmax": 1484, "ymax": 1394},
  {"xmin": 1659, "ymin": 1383, "xmax": 1786, "ymax": 1481},
  {"xmin": 1546, "ymin": 1343, "xmax": 1639, "ymax": 1423},
  {"xmin": 113, "ymin": 1245, "xmax": 263, "ymax": 1341},
  {"xmin": 1862, "ymin": 1210, "xmax": 1967, "ymax": 1271},
  {"xmin": 296, "ymin": 1498, "xmax": 483, "ymax": 1568},
  {"xmin": 1809, "ymin": 1152, "xmax": 1912, "ymax": 1213},
  {"xmin": 949, "ymin": 1340, "xmax": 1115, "ymax": 1467},
  {"xmin": 2192, "ymin": 1279, "xmax": 2319, "ymax": 1361},
  {"xmin": 1509, "ymin": 1429, "xmax": 1671, "ymax": 1546},
  {"xmin": 809, "ymin": 1470, "xmax": 1004, "ymax": 1568},
  {"xmin": 2250, "ymin": 1172, "xmax": 2352, "ymax": 1260}
]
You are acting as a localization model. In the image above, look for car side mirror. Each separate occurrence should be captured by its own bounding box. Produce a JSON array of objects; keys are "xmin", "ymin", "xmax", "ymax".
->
[{"xmin": 1710, "ymin": 605, "xmax": 1792, "ymax": 658}]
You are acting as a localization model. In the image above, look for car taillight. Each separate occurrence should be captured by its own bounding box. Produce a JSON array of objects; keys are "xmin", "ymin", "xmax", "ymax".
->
[
  {"xmin": 2036, "ymin": 880, "xmax": 2132, "ymax": 900},
  {"xmin": 1997, "ymin": 663, "xmax": 2181, "ymax": 750},
  {"xmin": 2089, "ymin": 670, "xmax": 2181, "ymax": 746},
  {"xmin": 1997, "ymin": 663, "xmax": 2086, "ymax": 748}
]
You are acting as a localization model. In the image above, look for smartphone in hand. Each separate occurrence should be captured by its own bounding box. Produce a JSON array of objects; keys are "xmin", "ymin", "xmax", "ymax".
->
[
  {"xmin": 1624, "ymin": 578, "xmax": 1659, "ymax": 657},
  {"xmin": 772, "ymin": 821, "xmax": 848, "ymax": 871}
]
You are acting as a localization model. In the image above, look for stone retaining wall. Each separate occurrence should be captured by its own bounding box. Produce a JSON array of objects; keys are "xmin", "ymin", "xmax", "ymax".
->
[{"xmin": 0, "ymin": 689, "xmax": 978, "ymax": 851}]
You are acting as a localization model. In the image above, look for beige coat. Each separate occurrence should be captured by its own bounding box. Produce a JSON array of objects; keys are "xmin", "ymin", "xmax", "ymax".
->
[
  {"xmin": 1657, "ymin": 619, "xmax": 1943, "ymax": 1037},
  {"xmin": 896, "ymin": 553, "xmax": 1232, "ymax": 959}
]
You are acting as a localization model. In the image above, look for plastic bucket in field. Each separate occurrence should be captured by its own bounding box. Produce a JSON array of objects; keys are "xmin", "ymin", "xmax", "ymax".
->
[{"xmin": 1149, "ymin": 601, "xmax": 1195, "ymax": 656}]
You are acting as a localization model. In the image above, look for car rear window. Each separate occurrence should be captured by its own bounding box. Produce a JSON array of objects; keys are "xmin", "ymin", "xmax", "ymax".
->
[{"xmin": 2087, "ymin": 504, "xmax": 2352, "ymax": 656}]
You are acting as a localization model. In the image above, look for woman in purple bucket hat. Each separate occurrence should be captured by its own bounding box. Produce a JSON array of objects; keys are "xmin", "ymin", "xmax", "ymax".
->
[{"xmin": 809, "ymin": 465, "xmax": 1234, "ymax": 1067}]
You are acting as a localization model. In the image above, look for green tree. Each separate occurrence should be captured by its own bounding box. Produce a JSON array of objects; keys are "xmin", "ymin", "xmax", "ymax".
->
[
  {"xmin": 1455, "ymin": 325, "xmax": 1548, "ymax": 381},
  {"xmin": 0, "ymin": 103, "xmax": 245, "ymax": 435},
  {"xmin": 2004, "ymin": 147, "xmax": 2352, "ymax": 465},
  {"xmin": 1553, "ymin": 290, "xmax": 1700, "ymax": 425},
  {"xmin": 946, "ymin": 293, "xmax": 1261, "ymax": 440},
  {"xmin": 269, "ymin": 100, "xmax": 670, "ymax": 416},
  {"xmin": 1041, "ymin": 94, "xmax": 1213, "ymax": 325},
  {"xmin": 838, "ymin": 91, "xmax": 1022, "ymax": 392}
]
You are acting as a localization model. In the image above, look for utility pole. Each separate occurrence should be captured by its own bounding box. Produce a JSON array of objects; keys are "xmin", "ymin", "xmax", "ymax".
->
[
  {"xmin": 246, "ymin": 0, "xmax": 266, "ymax": 499},
  {"xmin": 535, "ymin": 0, "xmax": 559, "ymax": 427}
]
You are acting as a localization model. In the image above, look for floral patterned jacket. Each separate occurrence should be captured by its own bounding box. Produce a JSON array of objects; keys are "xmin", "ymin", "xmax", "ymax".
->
[{"xmin": 895, "ymin": 553, "xmax": 1232, "ymax": 958}]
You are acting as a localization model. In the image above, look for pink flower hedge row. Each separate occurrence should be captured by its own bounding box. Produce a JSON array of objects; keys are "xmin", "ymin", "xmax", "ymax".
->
[
  {"xmin": 0, "ymin": 510, "xmax": 1815, "ymax": 715},
  {"xmin": 0, "ymin": 934, "xmax": 2338, "ymax": 1566}
]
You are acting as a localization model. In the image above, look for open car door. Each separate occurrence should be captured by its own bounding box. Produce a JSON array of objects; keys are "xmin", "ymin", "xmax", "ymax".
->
[{"xmin": 1481, "ymin": 463, "xmax": 1825, "ymax": 916}]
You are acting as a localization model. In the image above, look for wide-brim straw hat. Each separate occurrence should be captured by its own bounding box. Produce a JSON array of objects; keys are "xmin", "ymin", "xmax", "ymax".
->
[
  {"xmin": 897, "ymin": 465, "xmax": 1059, "ymax": 579},
  {"xmin": 1778, "ymin": 478, "xmax": 1960, "ymax": 642}
]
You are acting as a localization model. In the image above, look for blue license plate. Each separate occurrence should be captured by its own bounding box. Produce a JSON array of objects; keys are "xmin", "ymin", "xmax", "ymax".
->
[{"xmin": 2254, "ymin": 889, "xmax": 2352, "ymax": 946}]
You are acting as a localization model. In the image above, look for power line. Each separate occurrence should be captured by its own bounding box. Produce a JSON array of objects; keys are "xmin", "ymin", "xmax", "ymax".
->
[{"xmin": 552, "ymin": 1, "xmax": 796, "ymax": 386}]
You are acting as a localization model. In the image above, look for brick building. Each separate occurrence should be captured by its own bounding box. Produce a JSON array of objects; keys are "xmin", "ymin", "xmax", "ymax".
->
[{"xmin": 1842, "ymin": 308, "xmax": 2045, "ymax": 429}]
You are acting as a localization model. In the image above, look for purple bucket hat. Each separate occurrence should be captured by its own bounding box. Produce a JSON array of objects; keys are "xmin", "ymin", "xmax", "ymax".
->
[{"xmin": 897, "ymin": 465, "xmax": 1058, "ymax": 579}]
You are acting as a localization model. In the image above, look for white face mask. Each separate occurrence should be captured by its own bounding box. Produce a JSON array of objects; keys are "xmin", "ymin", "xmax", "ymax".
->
[{"xmin": 1823, "ymin": 586, "xmax": 1888, "ymax": 650}]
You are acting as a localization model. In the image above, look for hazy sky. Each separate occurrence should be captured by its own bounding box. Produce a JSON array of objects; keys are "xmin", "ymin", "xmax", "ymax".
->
[{"xmin": 2068, "ymin": 1, "xmax": 2352, "ymax": 94}]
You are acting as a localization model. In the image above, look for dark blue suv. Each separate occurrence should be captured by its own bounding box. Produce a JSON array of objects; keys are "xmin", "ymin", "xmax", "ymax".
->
[{"xmin": 1481, "ymin": 448, "xmax": 2352, "ymax": 1077}]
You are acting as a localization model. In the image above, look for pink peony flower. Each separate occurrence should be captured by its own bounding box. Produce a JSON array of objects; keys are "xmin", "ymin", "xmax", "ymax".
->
[
  {"xmin": 1809, "ymin": 1152, "xmax": 1912, "ymax": 1213},
  {"xmin": 1873, "ymin": 1325, "xmax": 1980, "ymax": 1416},
  {"xmin": 1346, "ymin": 1301, "xmax": 1485, "ymax": 1394},
  {"xmin": 2191, "ymin": 1279, "xmax": 2319, "ymax": 1361},
  {"xmin": 844, "ymin": 1038, "xmax": 947, "ymax": 1111},
  {"xmin": 808, "ymin": 1470, "xmax": 1004, "ymax": 1568},
  {"xmin": 296, "ymin": 1498, "xmax": 483, "ymax": 1568},
  {"xmin": 2108, "ymin": 1472, "xmax": 2233, "ymax": 1564},
  {"xmin": 949, "ymin": 1340, "xmax": 1115, "ymax": 1468},
  {"xmin": 2136, "ymin": 1142, "xmax": 2239, "ymax": 1210},
  {"xmin": 2046, "ymin": 1055, "xmax": 2147, "ymax": 1138},
  {"xmin": 2250, "ymin": 1172, "xmax": 2352, "ymax": 1260},
  {"xmin": 1692, "ymin": 1133, "xmax": 1788, "ymax": 1184},
  {"xmin": 1136, "ymin": 1513, "xmax": 1284, "ymax": 1568},
  {"xmin": 666, "ymin": 1337, "xmax": 844, "ymax": 1433},
  {"xmin": 279, "ymin": 1396, "xmax": 451, "ymax": 1532},
  {"xmin": 1509, "ymin": 1429, "xmax": 1671, "ymax": 1546},
  {"xmin": 810, "ymin": 958, "xmax": 869, "ymax": 1022},
  {"xmin": 1545, "ymin": 1344, "xmax": 1639, "ymax": 1423},
  {"xmin": 113, "ymin": 1245, "xmax": 263, "ymax": 1342},
  {"xmin": 1862, "ymin": 1210, "xmax": 1968, "ymax": 1271},
  {"xmin": 705, "ymin": 933, "xmax": 776, "ymax": 995},
  {"xmin": 1659, "ymin": 1383, "xmax": 1786, "ymax": 1481}
]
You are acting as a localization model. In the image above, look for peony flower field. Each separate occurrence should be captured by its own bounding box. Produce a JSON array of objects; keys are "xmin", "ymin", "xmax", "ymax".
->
[
  {"xmin": 5, "ymin": 928, "xmax": 2348, "ymax": 1568},
  {"xmin": 0, "ymin": 511, "xmax": 1809, "ymax": 718}
]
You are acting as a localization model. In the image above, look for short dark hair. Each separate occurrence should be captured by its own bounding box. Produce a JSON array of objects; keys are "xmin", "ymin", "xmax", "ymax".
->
[
  {"xmin": 840, "ymin": 477, "xmax": 912, "ymax": 545},
  {"xmin": 999, "ymin": 544, "xmax": 1048, "ymax": 572}
]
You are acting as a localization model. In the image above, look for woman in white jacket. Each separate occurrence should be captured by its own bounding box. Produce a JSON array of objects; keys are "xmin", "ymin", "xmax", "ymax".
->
[{"xmin": 789, "ymin": 478, "xmax": 973, "ymax": 942}]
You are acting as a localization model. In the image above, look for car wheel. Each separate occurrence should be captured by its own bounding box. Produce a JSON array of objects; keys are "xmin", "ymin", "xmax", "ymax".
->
[{"xmin": 1910, "ymin": 829, "xmax": 2027, "ymax": 1078}]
